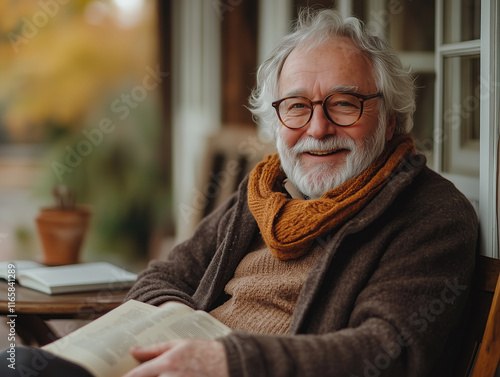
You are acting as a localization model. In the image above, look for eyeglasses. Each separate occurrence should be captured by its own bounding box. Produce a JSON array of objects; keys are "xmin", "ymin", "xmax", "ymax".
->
[{"xmin": 271, "ymin": 92, "xmax": 382, "ymax": 129}]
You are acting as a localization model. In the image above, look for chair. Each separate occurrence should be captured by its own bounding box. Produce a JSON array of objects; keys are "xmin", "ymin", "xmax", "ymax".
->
[
  {"xmin": 188, "ymin": 126, "xmax": 276, "ymax": 234},
  {"xmin": 453, "ymin": 254, "xmax": 500, "ymax": 376},
  {"xmin": 470, "ymin": 255, "xmax": 500, "ymax": 376}
]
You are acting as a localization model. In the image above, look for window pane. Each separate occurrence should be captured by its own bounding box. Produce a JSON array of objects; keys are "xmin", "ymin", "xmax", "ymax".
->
[
  {"xmin": 443, "ymin": 0, "xmax": 481, "ymax": 44},
  {"xmin": 441, "ymin": 55, "xmax": 480, "ymax": 177}
]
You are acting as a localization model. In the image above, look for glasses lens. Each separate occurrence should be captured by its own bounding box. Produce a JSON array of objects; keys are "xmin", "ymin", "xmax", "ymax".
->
[
  {"xmin": 325, "ymin": 93, "xmax": 362, "ymax": 126},
  {"xmin": 278, "ymin": 97, "xmax": 312, "ymax": 128}
]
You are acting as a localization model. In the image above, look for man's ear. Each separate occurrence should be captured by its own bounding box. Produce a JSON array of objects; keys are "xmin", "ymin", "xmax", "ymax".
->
[{"xmin": 385, "ymin": 114, "xmax": 396, "ymax": 141}]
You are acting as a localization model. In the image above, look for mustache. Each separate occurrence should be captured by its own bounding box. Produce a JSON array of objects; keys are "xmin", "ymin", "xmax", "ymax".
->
[{"xmin": 289, "ymin": 136, "xmax": 357, "ymax": 154}]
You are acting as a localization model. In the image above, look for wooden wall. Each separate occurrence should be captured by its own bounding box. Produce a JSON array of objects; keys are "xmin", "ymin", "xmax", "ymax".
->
[{"xmin": 220, "ymin": 1, "xmax": 259, "ymax": 126}]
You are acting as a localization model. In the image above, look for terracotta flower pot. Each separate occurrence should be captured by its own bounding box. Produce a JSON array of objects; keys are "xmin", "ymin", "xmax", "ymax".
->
[{"xmin": 36, "ymin": 206, "xmax": 92, "ymax": 266}]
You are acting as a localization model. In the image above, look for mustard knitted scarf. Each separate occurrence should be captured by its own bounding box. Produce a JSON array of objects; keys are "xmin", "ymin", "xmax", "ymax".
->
[{"xmin": 247, "ymin": 135, "xmax": 416, "ymax": 260}]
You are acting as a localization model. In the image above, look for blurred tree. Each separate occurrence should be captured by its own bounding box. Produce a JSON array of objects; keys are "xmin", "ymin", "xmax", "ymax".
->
[{"xmin": 0, "ymin": 0, "xmax": 171, "ymax": 260}]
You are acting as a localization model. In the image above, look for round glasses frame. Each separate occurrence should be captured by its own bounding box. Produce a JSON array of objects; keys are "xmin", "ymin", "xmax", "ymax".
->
[{"xmin": 271, "ymin": 92, "xmax": 382, "ymax": 129}]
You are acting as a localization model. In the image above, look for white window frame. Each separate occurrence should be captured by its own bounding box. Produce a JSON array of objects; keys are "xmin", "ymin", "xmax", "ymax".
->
[
  {"xmin": 258, "ymin": 0, "xmax": 293, "ymax": 64},
  {"xmin": 171, "ymin": 0, "xmax": 221, "ymax": 241},
  {"xmin": 435, "ymin": 0, "xmax": 500, "ymax": 258}
]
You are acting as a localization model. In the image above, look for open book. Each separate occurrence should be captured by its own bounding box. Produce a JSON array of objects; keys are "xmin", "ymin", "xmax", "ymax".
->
[
  {"xmin": 0, "ymin": 261, "xmax": 137, "ymax": 294},
  {"xmin": 42, "ymin": 299, "xmax": 231, "ymax": 377}
]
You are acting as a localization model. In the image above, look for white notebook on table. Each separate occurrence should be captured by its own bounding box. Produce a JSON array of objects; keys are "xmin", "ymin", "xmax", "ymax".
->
[{"xmin": 0, "ymin": 261, "xmax": 137, "ymax": 295}]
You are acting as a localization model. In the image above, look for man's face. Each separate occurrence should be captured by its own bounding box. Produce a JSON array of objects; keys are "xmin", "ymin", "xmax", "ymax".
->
[{"xmin": 276, "ymin": 36, "xmax": 395, "ymax": 198}]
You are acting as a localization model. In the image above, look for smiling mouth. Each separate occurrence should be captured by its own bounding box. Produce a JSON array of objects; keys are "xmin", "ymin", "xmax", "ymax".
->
[{"xmin": 306, "ymin": 148, "xmax": 349, "ymax": 156}]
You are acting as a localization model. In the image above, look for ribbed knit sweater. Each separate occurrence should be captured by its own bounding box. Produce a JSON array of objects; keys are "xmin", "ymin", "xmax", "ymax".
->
[
  {"xmin": 209, "ymin": 179, "xmax": 319, "ymax": 334},
  {"xmin": 210, "ymin": 235, "xmax": 321, "ymax": 334}
]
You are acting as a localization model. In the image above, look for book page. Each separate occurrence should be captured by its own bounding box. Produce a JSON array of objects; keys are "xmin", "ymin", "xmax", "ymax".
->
[{"xmin": 42, "ymin": 300, "xmax": 231, "ymax": 377}]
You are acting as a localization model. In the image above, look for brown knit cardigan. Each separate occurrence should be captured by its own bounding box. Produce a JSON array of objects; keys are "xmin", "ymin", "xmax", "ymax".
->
[{"xmin": 126, "ymin": 154, "xmax": 479, "ymax": 377}]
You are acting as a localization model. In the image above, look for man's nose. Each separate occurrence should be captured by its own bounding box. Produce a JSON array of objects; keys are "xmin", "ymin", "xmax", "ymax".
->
[{"xmin": 306, "ymin": 104, "xmax": 337, "ymax": 139}]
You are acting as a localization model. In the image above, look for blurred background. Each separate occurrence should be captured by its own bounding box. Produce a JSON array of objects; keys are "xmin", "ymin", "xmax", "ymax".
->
[
  {"xmin": 0, "ymin": 0, "xmax": 170, "ymax": 267},
  {"xmin": 0, "ymin": 0, "xmax": 457, "ymax": 268}
]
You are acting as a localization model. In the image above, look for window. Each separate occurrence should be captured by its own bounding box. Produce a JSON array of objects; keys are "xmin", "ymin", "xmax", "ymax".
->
[{"xmin": 435, "ymin": 0, "xmax": 499, "ymax": 257}]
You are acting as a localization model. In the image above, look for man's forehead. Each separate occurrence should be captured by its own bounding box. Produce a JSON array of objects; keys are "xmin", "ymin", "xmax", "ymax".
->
[
  {"xmin": 278, "ymin": 36, "xmax": 374, "ymax": 94},
  {"xmin": 281, "ymin": 85, "xmax": 359, "ymax": 97},
  {"xmin": 289, "ymin": 36, "xmax": 365, "ymax": 65}
]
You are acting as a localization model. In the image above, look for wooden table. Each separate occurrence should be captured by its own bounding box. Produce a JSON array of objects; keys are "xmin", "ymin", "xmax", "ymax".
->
[{"xmin": 0, "ymin": 282, "xmax": 128, "ymax": 346}]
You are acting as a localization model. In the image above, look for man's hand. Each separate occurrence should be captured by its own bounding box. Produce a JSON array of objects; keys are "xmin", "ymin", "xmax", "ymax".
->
[{"xmin": 122, "ymin": 339, "xmax": 229, "ymax": 377}]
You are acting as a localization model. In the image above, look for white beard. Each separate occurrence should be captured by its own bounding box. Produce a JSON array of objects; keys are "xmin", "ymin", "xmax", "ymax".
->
[{"xmin": 277, "ymin": 125, "xmax": 387, "ymax": 199}]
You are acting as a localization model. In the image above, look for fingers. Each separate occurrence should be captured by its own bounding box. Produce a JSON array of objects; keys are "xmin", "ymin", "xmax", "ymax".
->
[
  {"xmin": 123, "ymin": 339, "xmax": 229, "ymax": 377},
  {"xmin": 130, "ymin": 341, "xmax": 179, "ymax": 362},
  {"xmin": 123, "ymin": 341, "xmax": 180, "ymax": 377},
  {"xmin": 121, "ymin": 357, "xmax": 167, "ymax": 377}
]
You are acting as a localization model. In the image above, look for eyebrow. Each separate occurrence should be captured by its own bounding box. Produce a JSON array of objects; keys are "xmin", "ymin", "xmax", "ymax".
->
[
  {"xmin": 282, "ymin": 88, "xmax": 307, "ymax": 97},
  {"xmin": 282, "ymin": 85, "xmax": 359, "ymax": 98}
]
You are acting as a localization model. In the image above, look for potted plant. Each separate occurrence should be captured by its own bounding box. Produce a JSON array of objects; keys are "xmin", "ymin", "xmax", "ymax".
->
[{"xmin": 36, "ymin": 186, "xmax": 91, "ymax": 266}]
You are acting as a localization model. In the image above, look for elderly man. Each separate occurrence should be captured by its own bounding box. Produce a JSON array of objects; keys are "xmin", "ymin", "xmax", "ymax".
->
[
  {"xmin": 122, "ymin": 8, "xmax": 478, "ymax": 377},
  {"xmin": 1, "ymin": 8, "xmax": 477, "ymax": 377}
]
